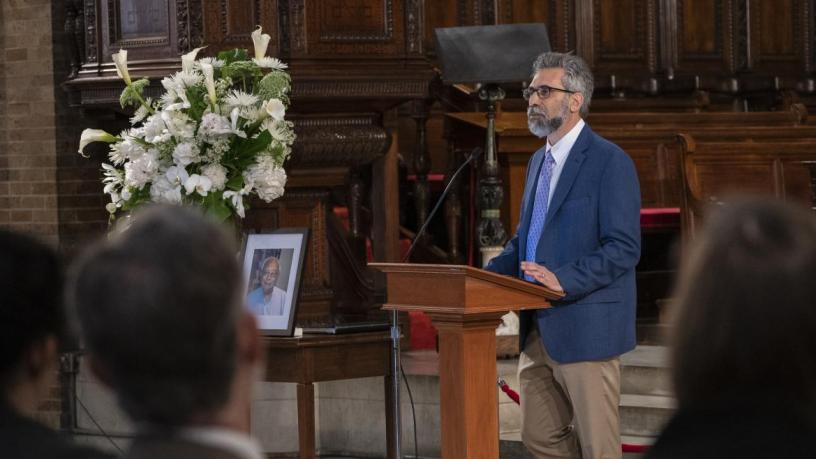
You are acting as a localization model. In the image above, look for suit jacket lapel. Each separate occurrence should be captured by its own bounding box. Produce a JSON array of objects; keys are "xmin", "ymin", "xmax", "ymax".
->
[{"xmin": 544, "ymin": 125, "xmax": 591, "ymax": 228}]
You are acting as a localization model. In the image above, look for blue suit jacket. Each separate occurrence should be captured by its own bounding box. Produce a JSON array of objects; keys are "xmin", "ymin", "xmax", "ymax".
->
[{"xmin": 486, "ymin": 125, "xmax": 641, "ymax": 363}]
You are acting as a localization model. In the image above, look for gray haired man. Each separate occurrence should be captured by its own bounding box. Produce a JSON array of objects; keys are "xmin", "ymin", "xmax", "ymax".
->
[{"xmin": 69, "ymin": 205, "xmax": 266, "ymax": 459}]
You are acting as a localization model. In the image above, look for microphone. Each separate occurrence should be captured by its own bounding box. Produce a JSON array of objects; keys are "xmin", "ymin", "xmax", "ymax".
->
[{"xmin": 402, "ymin": 146, "xmax": 483, "ymax": 263}]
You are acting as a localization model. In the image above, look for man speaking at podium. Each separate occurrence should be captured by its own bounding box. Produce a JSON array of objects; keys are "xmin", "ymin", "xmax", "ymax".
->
[{"xmin": 486, "ymin": 52, "xmax": 641, "ymax": 459}]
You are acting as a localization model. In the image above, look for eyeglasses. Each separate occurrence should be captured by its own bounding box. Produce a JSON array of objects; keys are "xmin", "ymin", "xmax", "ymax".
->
[{"xmin": 522, "ymin": 85, "xmax": 576, "ymax": 101}]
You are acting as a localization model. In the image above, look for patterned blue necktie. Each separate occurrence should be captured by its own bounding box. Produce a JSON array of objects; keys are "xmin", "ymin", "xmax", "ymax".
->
[{"xmin": 525, "ymin": 150, "xmax": 555, "ymax": 280}]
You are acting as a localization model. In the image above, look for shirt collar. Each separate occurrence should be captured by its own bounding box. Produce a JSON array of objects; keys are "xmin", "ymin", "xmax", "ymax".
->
[
  {"xmin": 178, "ymin": 426, "xmax": 264, "ymax": 459},
  {"xmin": 547, "ymin": 118, "xmax": 585, "ymax": 165}
]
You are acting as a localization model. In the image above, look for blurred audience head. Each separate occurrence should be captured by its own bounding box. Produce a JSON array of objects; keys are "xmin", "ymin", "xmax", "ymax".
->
[
  {"xmin": 0, "ymin": 229, "xmax": 63, "ymax": 414},
  {"xmin": 670, "ymin": 197, "xmax": 816, "ymax": 411},
  {"xmin": 69, "ymin": 205, "xmax": 262, "ymax": 429}
]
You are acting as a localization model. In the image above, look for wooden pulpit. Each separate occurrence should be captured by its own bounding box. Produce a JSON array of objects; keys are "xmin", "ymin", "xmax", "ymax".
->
[{"xmin": 370, "ymin": 263, "xmax": 564, "ymax": 459}]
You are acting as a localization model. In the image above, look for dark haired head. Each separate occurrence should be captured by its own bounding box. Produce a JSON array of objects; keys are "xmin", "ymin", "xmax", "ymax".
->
[
  {"xmin": 670, "ymin": 197, "xmax": 816, "ymax": 411},
  {"xmin": 0, "ymin": 230, "xmax": 63, "ymax": 390},
  {"xmin": 69, "ymin": 205, "xmax": 243, "ymax": 426}
]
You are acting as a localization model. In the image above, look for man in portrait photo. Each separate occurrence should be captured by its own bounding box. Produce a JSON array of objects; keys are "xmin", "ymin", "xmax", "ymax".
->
[{"xmin": 246, "ymin": 256, "xmax": 287, "ymax": 316}]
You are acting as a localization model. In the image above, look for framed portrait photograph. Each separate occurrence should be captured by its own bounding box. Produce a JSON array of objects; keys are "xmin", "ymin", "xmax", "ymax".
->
[{"xmin": 242, "ymin": 228, "xmax": 308, "ymax": 336}]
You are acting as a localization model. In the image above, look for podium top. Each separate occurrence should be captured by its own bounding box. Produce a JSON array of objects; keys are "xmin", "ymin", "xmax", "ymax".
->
[{"xmin": 370, "ymin": 263, "xmax": 564, "ymax": 314}]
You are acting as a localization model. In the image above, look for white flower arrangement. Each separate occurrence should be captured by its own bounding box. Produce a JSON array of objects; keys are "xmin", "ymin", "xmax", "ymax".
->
[{"xmin": 78, "ymin": 26, "xmax": 295, "ymax": 221}]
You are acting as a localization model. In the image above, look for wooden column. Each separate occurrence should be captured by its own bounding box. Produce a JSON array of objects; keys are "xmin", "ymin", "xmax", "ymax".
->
[{"xmin": 430, "ymin": 313, "xmax": 505, "ymax": 459}]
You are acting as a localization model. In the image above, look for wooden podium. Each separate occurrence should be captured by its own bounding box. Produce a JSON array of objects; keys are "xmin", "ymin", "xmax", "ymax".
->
[{"xmin": 370, "ymin": 263, "xmax": 564, "ymax": 459}]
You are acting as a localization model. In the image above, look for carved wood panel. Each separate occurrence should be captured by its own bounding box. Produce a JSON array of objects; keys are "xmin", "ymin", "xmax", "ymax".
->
[
  {"xmin": 673, "ymin": 0, "xmax": 736, "ymax": 75},
  {"xmin": 289, "ymin": 0, "xmax": 406, "ymax": 57},
  {"xmin": 747, "ymin": 0, "xmax": 811, "ymax": 74},
  {"xmin": 495, "ymin": 0, "xmax": 574, "ymax": 52},
  {"xmin": 423, "ymin": 0, "xmax": 459, "ymax": 55},
  {"xmin": 588, "ymin": 0, "xmax": 658, "ymax": 73},
  {"xmin": 201, "ymin": 0, "xmax": 279, "ymax": 56}
]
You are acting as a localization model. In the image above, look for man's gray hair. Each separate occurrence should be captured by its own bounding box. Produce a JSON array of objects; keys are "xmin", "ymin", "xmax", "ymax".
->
[
  {"xmin": 532, "ymin": 52, "xmax": 594, "ymax": 117},
  {"xmin": 69, "ymin": 204, "xmax": 243, "ymax": 426},
  {"xmin": 259, "ymin": 256, "xmax": 280, "ymax": 272}
]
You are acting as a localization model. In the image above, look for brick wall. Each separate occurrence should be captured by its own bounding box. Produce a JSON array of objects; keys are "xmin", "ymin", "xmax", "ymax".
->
[{"xmin": 0, "ymin": 0, "xmax": 60, "ymax": 244}]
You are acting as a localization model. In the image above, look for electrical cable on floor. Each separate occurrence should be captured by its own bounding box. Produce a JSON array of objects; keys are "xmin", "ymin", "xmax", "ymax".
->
[
  {"xmin": 75, "ymin": 394, "xmax": 124, "ymax": 454},
  {"xmin": 400, "ymin": 362, "xmax": 419, "ymax": 459}
]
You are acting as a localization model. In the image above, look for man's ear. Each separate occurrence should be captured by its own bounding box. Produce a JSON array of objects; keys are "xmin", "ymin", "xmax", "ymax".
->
[
  {"xmin": 571, "ymin": 92, "xmax": 584, "ymax": 114},
  {"xmin": 25, "ymin": 335, "xmax": 59, "ymax": 378}
]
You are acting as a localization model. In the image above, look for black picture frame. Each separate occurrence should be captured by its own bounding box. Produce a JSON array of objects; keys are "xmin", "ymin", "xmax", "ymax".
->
[{"xmin": 241, "ymin": 228, "xmax": 309, "ymax": 336}]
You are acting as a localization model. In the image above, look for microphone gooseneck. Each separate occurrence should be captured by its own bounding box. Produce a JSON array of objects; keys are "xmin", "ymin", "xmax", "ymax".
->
[{"xmin": 401, "ymin": 147, "xmax": 483, "ymax": 263}]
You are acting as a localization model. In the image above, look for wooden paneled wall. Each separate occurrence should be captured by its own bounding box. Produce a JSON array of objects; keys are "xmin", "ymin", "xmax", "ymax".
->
[{"xmin": 424, "ymin": 0, "xmax": 815, "ymax": 99}]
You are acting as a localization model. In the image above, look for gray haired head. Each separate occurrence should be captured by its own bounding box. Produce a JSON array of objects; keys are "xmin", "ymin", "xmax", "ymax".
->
[
  {"xmin": 69, "ymin": 204, "xmax": 243, "ymax": 426},
  {"xmin": 531, "ymin": 52, "xmax": 594, "ymax": 117}
]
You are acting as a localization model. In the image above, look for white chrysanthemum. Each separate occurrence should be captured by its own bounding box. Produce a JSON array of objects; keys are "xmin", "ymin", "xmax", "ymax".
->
[
  {"xmin": 101, "ymin": 163, "xmax": 123, "ymax": 195},
  {"xmin": 245, "ymin": 156, "xmax": 286, "ymax": 202},
  {"xmin": 142, "ymin": 115, "xmax": 171, "ymax": 144},
  {"xmin": 253, "ymin": 57, "xmax": 288, "ymax": 70},
  {"xmin": 224, "ymin": 90, "xmax": 259, "ymax": 108},
  {"xmin": 161, "ymin": 111, "xmax": 196, "ymax": 140},
  {"xmin": 201, "ymin": 163, "xmax": 228, "ymax": 191},
  {"xmin": 124, "ymin": 149, "xmax": 159, "ymax": 190},
  {"xmin": 198, "ymin": 113, "xmax": 234, "ymax": 137},
  {"xmin": 197, "ymin": 57, "xmax": 225, "ymax": 69},
  {"xmin": 172, "ymin": 69, "xmax": 202, "ymax": 88},
  {"xmin": 108, "ymin": 142, "xmax": 127, "ymax": 165},
  {"xmin": 172, "ymin": 142, "xmax": 200, "ymax": 166},
  {"xmin": 159, "ymin": 91, "xmax": 178, "ymax": 109},
  {"xmin": 108, "ymin": 137, "xmax": 146, "ymax": 165}
]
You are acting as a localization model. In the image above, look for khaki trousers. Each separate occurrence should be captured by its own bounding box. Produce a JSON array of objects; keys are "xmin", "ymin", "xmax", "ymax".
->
[{"xmin": 518, "ymin": 327, "xmax": 622, "ymax": 459}]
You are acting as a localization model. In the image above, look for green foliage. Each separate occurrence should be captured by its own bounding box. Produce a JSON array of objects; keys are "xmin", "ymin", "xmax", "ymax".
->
[
  {"xmin": 120, "ymin": 186, "xmax": 151, "ymax": 211},
  {"xmin": 203, "ymin": 191, "xmax": 232, "ymax": 221},
  {"xmin": 217, "ymin": 49, "xmax": 249, "ymax": 64},
  {"xmin": 185, "ymin": 86, "xmax": 209, "ymax": 122},
  {"xmin": 225, "ymin": 174, "xmax": 244, "ymax": 191},
  {"xmin": 227, "ymin": 130, "xmax": 272, "ymax": 170},
  {"xmin": 258, "ymin": 71, "xmax": 291, "ymax": 105},
  {"xmin": 220, "ymin": 61, "xmax": 263, "ymax": 92},
  {"xmin": 119, "ymin": 78, "xmax": 151, "ymax": 109}
]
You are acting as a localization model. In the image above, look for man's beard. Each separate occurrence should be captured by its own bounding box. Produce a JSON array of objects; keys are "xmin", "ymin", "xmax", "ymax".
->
[{"xmin": 527, "ymin": 98, "xmax": 570, "ymax": 138}]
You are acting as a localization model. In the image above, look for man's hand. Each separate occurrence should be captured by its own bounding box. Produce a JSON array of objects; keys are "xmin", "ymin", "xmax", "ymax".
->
[{"xmin": 521, "ymin": 261, "xmax": 564, "ymax": 293}]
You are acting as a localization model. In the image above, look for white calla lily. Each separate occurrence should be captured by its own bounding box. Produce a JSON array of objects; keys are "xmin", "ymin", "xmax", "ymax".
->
[
  {"xmin": 78, "ymin": 129, "xmax": 118, "ymax": 156},
  {"xmin": 181, "ymin": 46, "xmax": 206, "ymax": 73},
  {"xmin": 111, "ymin": 49, "xmax": 132, "ymax": 85},
  {"xmin": 229, "ymin": 108, "xmax": 247, "ymax": 138},
  {"xmin": 264, "ymin": 98, "xmax": 286, "ymax": 121},
  {"xmin": 200, "ymin": 63, "xmax": 217, "ymax": 107},
  {"xmin": 251, "ymin": 26, "xmax": 271, "ymax": 61}
]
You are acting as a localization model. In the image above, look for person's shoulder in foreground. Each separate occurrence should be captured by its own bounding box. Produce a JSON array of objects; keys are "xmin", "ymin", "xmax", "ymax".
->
[{"xmin": 0, "ymin": 228, "xmax": 114, "ymax": 459}]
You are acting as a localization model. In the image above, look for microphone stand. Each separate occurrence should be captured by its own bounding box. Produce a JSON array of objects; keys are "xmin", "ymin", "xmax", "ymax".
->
[{"xmin": 388, "ymin": 147, "xmax": 483, "ymax": 459}]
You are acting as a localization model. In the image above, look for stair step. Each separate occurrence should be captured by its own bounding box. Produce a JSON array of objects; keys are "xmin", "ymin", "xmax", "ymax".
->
[
  {"xmin": 619, "ymin": 394, "xmax": 675, "ymax": 437},
  {"xmin": 621, "ymin": 345, "xmax": 672, "ymax": 397},
  {"xmin": 621, "ymin": 345, "xmax": 669, "ymax": 368}
]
